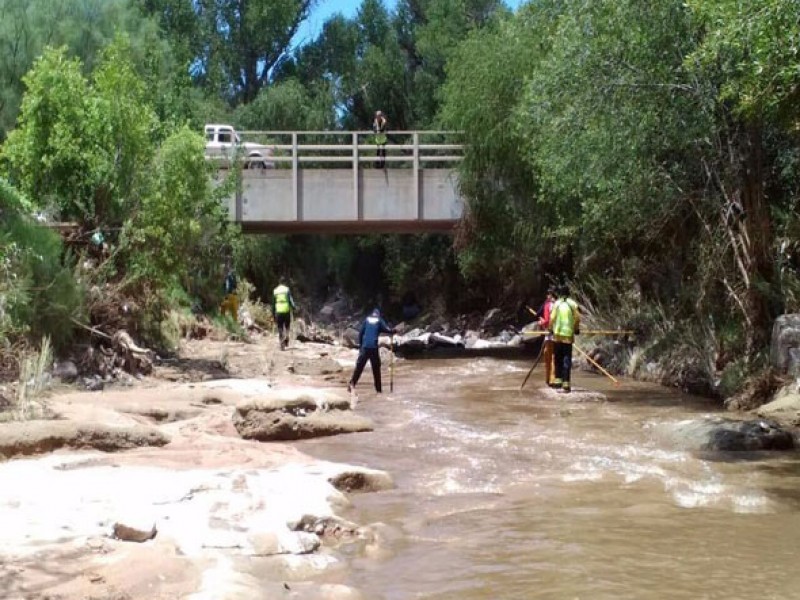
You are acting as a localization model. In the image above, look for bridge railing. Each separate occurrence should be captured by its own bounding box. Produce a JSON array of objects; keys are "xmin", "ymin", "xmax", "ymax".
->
[{"xmin": 234, "ymin": 130, "xmax": 463, "ymax": 168}]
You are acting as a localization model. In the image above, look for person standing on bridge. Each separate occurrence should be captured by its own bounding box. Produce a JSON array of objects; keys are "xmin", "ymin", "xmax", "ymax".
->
[
  {"xmin": 348, "ymin": 308, "xmax": 395, "ymax": 394},
  {"xmin": 272, "ymin": 278, "xmax": 297, "ymax": 351},
  {"xmin": 550, "ymin": 284, "xmax": 580, "ymax": 393},
  {"xmin": 373, "ymin": 110, "xmax": 388, "ymax": 169}
]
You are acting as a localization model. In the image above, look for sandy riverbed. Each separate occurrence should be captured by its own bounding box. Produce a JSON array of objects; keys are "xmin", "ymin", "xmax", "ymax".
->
[{"xmin": 0, "ymin": 333, "xmax": 388, "ymax": 600}]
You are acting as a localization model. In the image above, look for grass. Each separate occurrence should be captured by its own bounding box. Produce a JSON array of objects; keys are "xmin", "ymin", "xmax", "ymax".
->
[{"xmin": 3, "ymin": 337, "xmax": 54, "ymax": 421}]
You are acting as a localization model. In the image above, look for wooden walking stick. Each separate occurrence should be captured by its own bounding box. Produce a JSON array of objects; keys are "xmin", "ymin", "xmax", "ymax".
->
[
  {"xmin": 389, "ymin": 335, "xmax": 395, "ymax": 392},
  {"xmin": 573, "ymin": 343, "xmax": 619, "ymax": 385},
  {"xmin": 520, "ymin": 337, "xmax": 546, "ymax": 390}
]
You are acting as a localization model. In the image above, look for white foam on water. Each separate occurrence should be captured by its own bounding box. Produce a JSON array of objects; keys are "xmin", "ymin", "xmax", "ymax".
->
[{"xmin": 422, "ymin": 466, "xmax": 503, "ymax": 496}]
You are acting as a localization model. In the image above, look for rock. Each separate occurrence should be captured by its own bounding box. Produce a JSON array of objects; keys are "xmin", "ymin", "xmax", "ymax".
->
[
  {"xmin": 248, "ymin": 531, "xmax": 320, "ymax": 555},
  {"xmin": 290, "ymin": 515, "xmax": 361, "ymax": 540},
  {"xmin": 662, "ymin": 417, "xmax": 795, "ymax": 452},
  {"xmin": 0, "ymin": 421, "xmax": 170, "ymax": 459},
  {"xmin": 319, "ymin": 298, "xmax": 349, "ymax": 323},
  {"xmin": 757, "ymin": 382, "xmax": 800, "ymax": 427},
  {"xmin": 771, "ymin": 314, "xmax": 800, "ymax": 377},
  {"xmin": 232, "ymin": 387, "xmax": 373, "ymax": 441},
  {"xmin": 327, "ymin": 469, "xmax": 393, "ymax": 493},
  {"xmin": 83, "ymin": 376, "xmax": 105, "ymax": 391},
  {"xmin": 342, "ymin": 327, "xmax": 360, "ymax": 349},
  {"xmin": 113, "ymin": 518, "xmax": 157, "ymax": 543},
  {"xmin": 705, "ymin": 419, "xmax": 795, "ymax": 451},
  {"xmin": 464, "ymin": 330, "xmax": 481, "ymax": 349},
  {"xmin": 52, "ymin": 360, "xmax": 79, "ymax": 383},
  {"xmin": 397, "ymin": 332, "xmax": 430, "ymax": 348},
  {"xmin": 425, "ymin": 318, "xmax": 449, "ymax": 334},
  {"xmin": 481, "ymin": 308, "xmax": 504, "ymax": 331},
  {"xmin": 430, "ymin": 333, "xmax": 463, "ymax": 348}
]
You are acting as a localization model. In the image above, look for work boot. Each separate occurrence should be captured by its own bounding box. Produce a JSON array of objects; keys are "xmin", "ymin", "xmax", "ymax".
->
[{"xmin": 347, "ymin": 383, "xmax": 353, "ymax": 393}]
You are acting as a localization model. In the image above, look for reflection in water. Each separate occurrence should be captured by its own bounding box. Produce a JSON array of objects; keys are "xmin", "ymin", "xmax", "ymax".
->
[{"xmin": 299, "ymin": 358, "xmax": 800, "ymax": 599}]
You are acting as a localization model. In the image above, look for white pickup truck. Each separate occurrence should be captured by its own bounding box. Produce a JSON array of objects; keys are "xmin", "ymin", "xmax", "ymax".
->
[{"xmin": 204, "ymin": 124, "xmax": 274, "ymax": 169}]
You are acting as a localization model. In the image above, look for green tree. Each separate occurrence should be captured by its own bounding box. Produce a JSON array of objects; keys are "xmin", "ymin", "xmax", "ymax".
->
[
  {"xmin": 143, "ymin": 0, "xmax": 316, "ymax": 105},
  {"xmin": 2, "ymin": 41, "xmax": 156, "ymax": 226},
  {"xmin": 121, "ymin": 126, "xmax": 239, "ymax": 308},
  {"xmin": 0, "ymin": 179, "xmax": 82, "ymax": 351},
  {"xmin": 0, "ymin": 0, "xmax": 164, "ymax": 139}
]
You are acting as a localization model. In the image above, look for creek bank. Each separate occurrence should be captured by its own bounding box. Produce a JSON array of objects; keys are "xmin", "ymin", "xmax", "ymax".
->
[{"xmin": 0, "ymin": 334, "xmax": 392, "ymax": 600}]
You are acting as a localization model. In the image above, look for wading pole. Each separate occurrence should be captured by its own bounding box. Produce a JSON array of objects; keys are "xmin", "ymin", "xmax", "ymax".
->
[
  {"xmin": 573, "ymin": 343, "xmax": 619, "ymax": 386},
  {"xmin": 520, "ymin": 338, "xmax": 546, "ymax": 391},
  {"xmin": 389, "ymin": 335, "xmax": 395, "ymax": 392}
]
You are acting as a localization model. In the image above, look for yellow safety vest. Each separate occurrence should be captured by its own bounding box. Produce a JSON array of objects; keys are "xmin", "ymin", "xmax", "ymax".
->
[
  {"xmin": 551, "ymin": 298, "xmax": 579, "ymax": 341},
  {"xmin": 273, "ymin": 285, "xmax": 291, "ymax": 314}
]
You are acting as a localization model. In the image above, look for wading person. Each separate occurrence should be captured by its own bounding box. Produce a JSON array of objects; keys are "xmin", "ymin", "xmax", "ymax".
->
[
  {"xmin": 348, "ymin": 308, "xmax": 394, "ymax": 393},
  {"xmin": 550, "ymin": 284, "xmax": 580, "ymax": 393},
  {"xmin": 373, "ymin": 110, "xmax": 388, "ymax": 169},
  {"xmin": 536, "ymin": 287, "xmax": 558, "ymax": 388},
  {"xmin": 272, "ymin": 278, "xmax": 297, "ymax": 351}
]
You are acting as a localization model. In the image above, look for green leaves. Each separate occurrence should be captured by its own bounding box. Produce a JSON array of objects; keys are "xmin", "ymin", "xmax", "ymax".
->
[
  {"xmin": 3, "ymin": 41, "xmax": 156, "ymax": 226},
  {"xmin": 686, "ymin": 0, "xmax": 800, "ymax": 125}
]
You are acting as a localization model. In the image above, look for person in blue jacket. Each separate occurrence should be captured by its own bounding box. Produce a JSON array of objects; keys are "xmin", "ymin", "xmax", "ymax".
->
[{"xmin": 348, "ymin": 308, "xmax": 395, "ymax": 393}]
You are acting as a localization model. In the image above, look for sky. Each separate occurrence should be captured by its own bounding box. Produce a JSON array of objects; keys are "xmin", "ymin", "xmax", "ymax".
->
[{"xmin": 293, "ymin": 0, "xmax": 527, "ymax": 47}]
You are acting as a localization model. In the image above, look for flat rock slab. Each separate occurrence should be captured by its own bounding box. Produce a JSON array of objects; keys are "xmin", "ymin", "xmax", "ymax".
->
[
  {"xmin": 757, "ymin": 384, "xmax": 800, "ymax": 427},
  {"xmin": 233, "ymin": 387, "xmax": 373, "ymax": 441},
  {"xmin": 0, "ymin": 421, "xmax": 169, "ymax": 458}
]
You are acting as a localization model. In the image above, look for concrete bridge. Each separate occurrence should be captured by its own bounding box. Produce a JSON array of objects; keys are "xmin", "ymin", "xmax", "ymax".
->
[{"xmin": 218, "ymin": 131, "xmax": 464, "ymax": 234}]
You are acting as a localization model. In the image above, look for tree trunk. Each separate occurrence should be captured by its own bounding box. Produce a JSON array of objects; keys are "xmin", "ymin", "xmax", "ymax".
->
[{"xmin": 738, "ymin": 123, "xmax": 773, "ymax": 354}]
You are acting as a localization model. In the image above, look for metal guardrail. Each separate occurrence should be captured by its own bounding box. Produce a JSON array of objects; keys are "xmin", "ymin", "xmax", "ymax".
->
[
  {"xmin": 228, "ymin": 130, "xmax": 464, "ymax": 168},
  {"xmin": 211, "ymin": 131, "xmax": 464, "ymax": 232}
]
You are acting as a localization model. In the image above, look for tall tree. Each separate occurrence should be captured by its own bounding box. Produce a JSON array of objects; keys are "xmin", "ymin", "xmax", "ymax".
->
[
  {"xmin": 144, "ymin": 0, "xmax": 317, "ymax": 105},
  {"xmin": 0, "ymin": 0, "xmax": 162, "ymax": 139}
]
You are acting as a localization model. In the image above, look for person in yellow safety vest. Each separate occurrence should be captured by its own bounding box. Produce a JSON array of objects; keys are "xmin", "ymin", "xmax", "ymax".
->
[
  {"xmin": 536, "ymin": 287, "xmax": 558, "ymax": 388},
  {"xmin": 272, "ymin": 279, "xmax": 297, "ymax": 351},
  {"xmin": 220, "ymin": 267, "xmax": 239, "ymax": 321},
  {"xmin": 549, "ymin": 284, "xmax": 580, "ymax": 393}
]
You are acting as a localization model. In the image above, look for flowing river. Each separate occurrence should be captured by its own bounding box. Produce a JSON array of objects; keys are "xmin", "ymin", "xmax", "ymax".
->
[{"xmin": 298, "ymin": 358, "xmax": 800, "ymax": 599}]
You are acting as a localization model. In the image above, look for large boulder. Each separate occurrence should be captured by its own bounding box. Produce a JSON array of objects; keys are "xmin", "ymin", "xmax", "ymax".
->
[
  {"xmin": 661, "ymin": 417, "xmax": 795, "ymax": 452},
  {"xmin": 771, "ymin": 314, "xmax": 800, "ymax": 377},
  {"xmin": 757, "ymin": 383, "xmax": 800, "ymax": 427},
  {"xmin": 233, "ymin": 387, "xmax": 373, "ymax": 441},
  {"xmin": 342, "ymin": 327, "xmax": 360, "ymax": 349},
  {"xmin": 318, "ymin": 298, "xmax": 349, "ymax": 323},
  {"xmin": 705, "ymin": 419, "xmax": 795, "ymax": 451}
]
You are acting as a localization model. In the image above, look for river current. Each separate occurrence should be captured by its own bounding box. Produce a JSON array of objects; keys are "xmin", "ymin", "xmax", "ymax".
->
[{"xmin": 299, "ymin": 358, "xmax": 800, "ymax": 599}]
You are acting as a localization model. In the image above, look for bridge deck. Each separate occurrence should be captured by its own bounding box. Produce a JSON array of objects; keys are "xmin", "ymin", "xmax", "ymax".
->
[{"xmin": 218, "ymin": 131, "xmax": 464, "ymax": 235}]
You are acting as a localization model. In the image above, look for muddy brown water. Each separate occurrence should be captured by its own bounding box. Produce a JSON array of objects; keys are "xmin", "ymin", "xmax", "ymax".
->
[{"xmin": 299, "ymin": 358, "xmax": 800, "ymax": 600}]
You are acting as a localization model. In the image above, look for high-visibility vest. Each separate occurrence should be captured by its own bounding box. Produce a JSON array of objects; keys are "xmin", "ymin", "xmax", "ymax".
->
[
  {"xmin": 273, "ymin": 285, "xmax": 291, "ymax": 314},
  {"xmin": 551, "ymin": 298, "xmax": 579, "ymax": 340}
]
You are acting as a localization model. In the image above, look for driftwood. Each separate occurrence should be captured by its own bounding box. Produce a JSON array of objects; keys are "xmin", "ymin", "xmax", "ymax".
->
[
  {"xmin": 78, "ymin": 330, "xmax": 153, "ymax": 379},
  {"xmin": 113, "ymin": 331, "xmax": 153, "ymax": 375}
]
